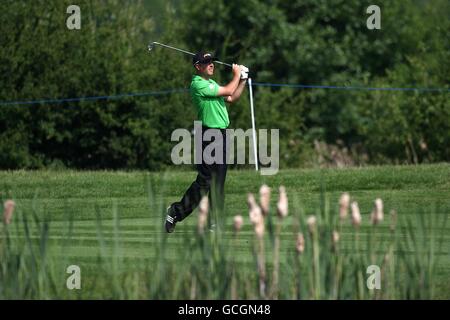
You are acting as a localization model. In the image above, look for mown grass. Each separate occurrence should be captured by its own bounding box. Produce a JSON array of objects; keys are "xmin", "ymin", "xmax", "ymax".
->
[{"xmin": 0, "ymin": 163, "xmax": 449, "ymax": 299}]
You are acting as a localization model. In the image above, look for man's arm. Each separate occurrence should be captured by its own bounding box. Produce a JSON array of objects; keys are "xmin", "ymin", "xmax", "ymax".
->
[
  {"xmin": 217, "ymin": 64, "xmax": 241, "ymax": 96},
  {"xmin": 226, "ymin": 79, "xmax": 247, "ymax": 103}
]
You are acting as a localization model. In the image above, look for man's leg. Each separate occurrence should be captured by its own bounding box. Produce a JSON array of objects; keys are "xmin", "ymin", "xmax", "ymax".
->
[
  {"xmin": 165, "ymin": 163, "xmax": 211, "ymax": 233},
  {"xmin": 209, "ymin": 165, "xmax": 227, "ymax": 212},
  {"xmin": 165, "ymin": 128, "xmax": 227, "ymax": 233},
  {"xmin": 177, "ymin": 162, "xmax": 212, "ymax": 221},
  {"xmin": 187, "ymin": 127, "xmax": 227, "ymax": 215},
  {"xmin": 208, "ymin": 129, "xmax": 228, "ymax": 226}
]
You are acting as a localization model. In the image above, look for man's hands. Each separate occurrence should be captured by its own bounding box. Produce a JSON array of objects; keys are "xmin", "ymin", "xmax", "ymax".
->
[
  {"xmin": 232, "ymin": 64, "xmax": 241, "ymax": 78},
  {"xmin": 225, "ymin": 65, "xmax": 249, "ymax": 103},
  {"xmin": 218, "ymin": 64, "xmax": 242, "ymax": 97},
  {"xmin": 232, "ymin": 64, "xmax": 249, "ymax": 80},
  {"xmin": 239, "ymin": 65, "xmax": 249, "ymax": 80},
  {"xmin": 219, "ymin": 63, "xmax": 249, "ymax": 99}
]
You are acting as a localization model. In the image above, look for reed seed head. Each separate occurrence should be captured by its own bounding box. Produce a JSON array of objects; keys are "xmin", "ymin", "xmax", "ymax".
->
[
  {"xmin": 339, "ymin": 192, "xmax": 350, "ymax": 220},
  {"xmin": 259, "ymin": 185, "xmax": 271, "ymax": 216},
  {"xmin": 197, "ymin": 196, "xmax": 209, "ymax": 234},
  {"xmin": 351, "ymin": 201, "xmax": 362, "ymax": 228},
  {"xmin": 3, "ymin": 200, "xmax": 15, "ymax": 225},
  {"xmin": 277, "ymin": 186, "xmax": 288, "ymax": 219},
  {"xmin": 306, "ymin": 215, "xmax": 317, "ymax": 234},
  {"xmin": 233, "ymin": 215, "xmax": 244, "ymax": 233},
  {"xmin": 296, "ymin": 232, "xmax": 305, "ymax": 254},
  {"xmin": 371, "ymin": 198, "xmax": 384, "ymax": 224},
  {"xmin": 332, "ymin": 230, "xmax": 340, "ymax": 245}
]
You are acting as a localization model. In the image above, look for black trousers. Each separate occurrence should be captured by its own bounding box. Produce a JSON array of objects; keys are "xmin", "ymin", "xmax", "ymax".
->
[{"xmin": 173, "ymin": 127, "xmax": 228, "ymax": 221}]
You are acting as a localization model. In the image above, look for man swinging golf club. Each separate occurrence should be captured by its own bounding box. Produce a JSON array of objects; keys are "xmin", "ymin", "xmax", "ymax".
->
[{"xmin": 165, "ymin": 52, "xmax": 249, "ymax": 233}]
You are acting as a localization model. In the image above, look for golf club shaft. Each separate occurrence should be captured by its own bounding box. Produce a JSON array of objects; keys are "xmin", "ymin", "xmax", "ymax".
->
[
  {"xmin": 213, "ymin": 60, "xmax": 232, "ymax": 68},
  {"xmin": 248, "ymin": 78, "xmax": 259, "ymax": 171},
  {"xmin": 150, "ymin": 42, "xmax": 232, "ymax": 68},
  {"xmin": 152, "ymin": 42, "xmax": 195, "ymax": 56}
]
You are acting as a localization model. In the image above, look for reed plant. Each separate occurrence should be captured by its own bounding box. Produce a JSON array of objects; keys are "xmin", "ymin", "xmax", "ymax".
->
[{"xmin": 0, "ymin": 181, "xmax": 446, "ymax": 299}]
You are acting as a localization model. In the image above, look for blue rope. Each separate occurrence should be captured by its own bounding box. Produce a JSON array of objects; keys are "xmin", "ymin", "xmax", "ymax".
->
[
  {"xmin": 0, "ymin": 89, "xmax": 189, "ymax": 106},
  {"xmin": 252, "ymin": 82, "xmax": 450, "ymax": 92},
  {"xmin": 0, "ymin": 82, "xmax": 448, "ymax": 107}
]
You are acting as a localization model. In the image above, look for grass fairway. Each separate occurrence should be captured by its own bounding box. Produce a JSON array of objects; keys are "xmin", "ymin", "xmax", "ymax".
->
[{"xmin": 1, "ymin": 163, "xmax": 449, "ymax": 299}]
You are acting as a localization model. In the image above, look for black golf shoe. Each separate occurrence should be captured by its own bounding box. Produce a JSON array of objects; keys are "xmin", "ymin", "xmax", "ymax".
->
[{"xmin": 165, "ymin": 204, "xmax": 180, "ymax": 233}]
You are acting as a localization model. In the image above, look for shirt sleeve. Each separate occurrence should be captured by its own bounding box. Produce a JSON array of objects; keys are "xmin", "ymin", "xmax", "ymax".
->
[{"xmin": 192, "ymin": 80, "xmax": 219, "ymax": 98}]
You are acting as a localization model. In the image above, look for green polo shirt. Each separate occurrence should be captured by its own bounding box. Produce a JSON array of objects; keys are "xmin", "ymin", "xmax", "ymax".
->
[{"xmin": 190, "ymin": 75, "xmax": 230, "ymax": 129}]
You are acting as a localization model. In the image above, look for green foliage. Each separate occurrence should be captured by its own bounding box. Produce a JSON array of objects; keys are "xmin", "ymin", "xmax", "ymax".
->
[
  {"xmin": 0, "ymin": 1, "xmax": 193, "ymax": 169},
  {"xmin": 178, "ymin": 0, "xmax": 449, "ymax": 166},
  {"xmin": 0, "ymin": 0, "xmax": 448, "ymax": 169}
]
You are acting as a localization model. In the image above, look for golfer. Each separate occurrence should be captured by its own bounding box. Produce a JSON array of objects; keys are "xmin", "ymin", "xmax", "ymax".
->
[{"xmin": 165, "ymin": 52, "xmax": 248, "ymax": 233}]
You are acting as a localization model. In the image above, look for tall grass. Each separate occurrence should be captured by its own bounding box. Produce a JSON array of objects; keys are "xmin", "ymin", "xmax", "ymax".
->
[{"xmin": 0, "ymin": 179, "xmax": 447, "ymax": 299}]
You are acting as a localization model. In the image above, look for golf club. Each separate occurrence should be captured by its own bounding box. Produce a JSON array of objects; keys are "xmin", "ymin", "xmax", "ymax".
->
[{"xmin": 148, "ymin": 41, "xmax": 232, "ymax": 68}]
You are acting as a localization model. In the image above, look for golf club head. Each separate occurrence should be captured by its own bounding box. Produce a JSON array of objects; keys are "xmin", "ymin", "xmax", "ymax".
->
[{"xmin": 148, "ymin": 42, "xmax": 156, "ymax": 52}]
